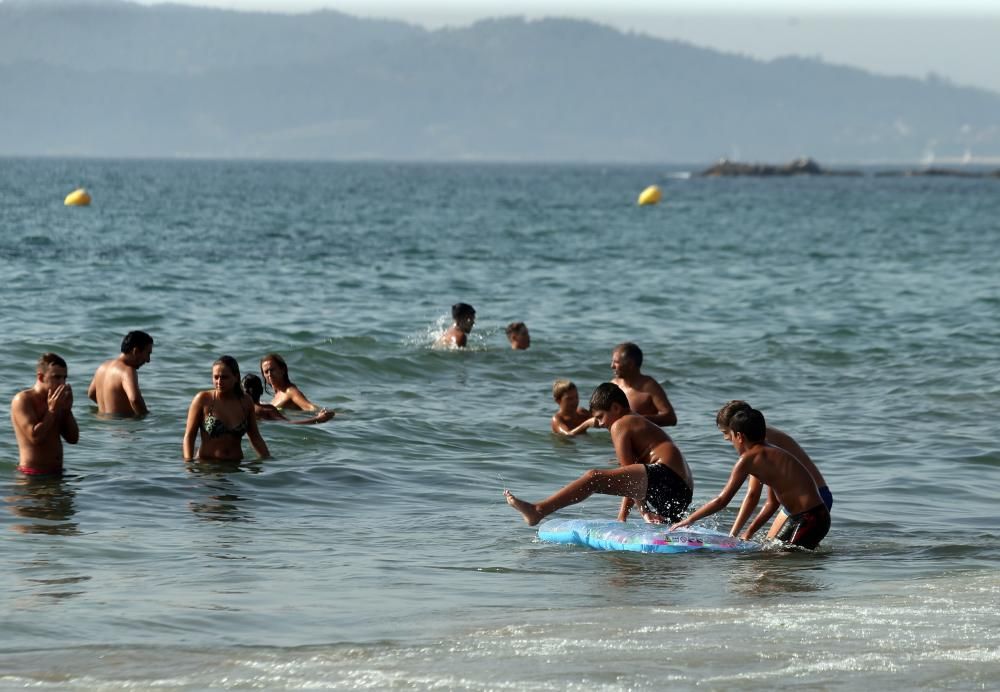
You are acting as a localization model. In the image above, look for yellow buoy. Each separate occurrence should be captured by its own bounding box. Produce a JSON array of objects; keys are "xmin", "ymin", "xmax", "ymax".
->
[
  {"xmin": 64, "ymin": 188, "xmax": 92, "ymax": 206},
  {"xmin": 637, "ymin": 185, "xmax": 662, "ymax": 206}
]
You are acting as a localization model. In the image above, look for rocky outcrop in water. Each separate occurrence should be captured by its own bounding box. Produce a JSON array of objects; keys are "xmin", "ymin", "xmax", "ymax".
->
[
  {"xmin": 873, "ymin": 167, "xmax": 1000, "ymax": 178},
  {"xmin": 700, "ymin": 158, "xmax": 1000, "ymax": 178},
  {"xmin": 699, "ymin": 158, "xmax": 861, "ymax": 177}
]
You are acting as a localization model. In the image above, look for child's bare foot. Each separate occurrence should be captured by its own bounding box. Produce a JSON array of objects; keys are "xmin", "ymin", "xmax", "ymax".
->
[{"xmin": 504, "ymin": 489, "xmax": 543, "ymax": 526}]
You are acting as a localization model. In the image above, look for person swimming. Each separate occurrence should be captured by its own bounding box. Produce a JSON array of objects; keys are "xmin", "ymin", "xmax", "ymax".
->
[
  {"xmin": 242, "ymin": 374, "xmax": 333, "ymax": 425},
  {"xmin": 259, "ymin": 353, "xmax": 327, "ymax": 412},
  {"xmin": 435, "ymin": 303, "xmax": 476, "ymax": 348}
]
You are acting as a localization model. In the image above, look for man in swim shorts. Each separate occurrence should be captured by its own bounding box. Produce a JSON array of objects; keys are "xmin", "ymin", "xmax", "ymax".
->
[
  {"xmin": 11, "ymin": 353, "xmax": 80, "ymax": 476},
  {"xmin": 671, "ymin": 407, "xmax": 830, "ymax": 550},
  {"xmin": 505, "ymin": 383, "xmax": 693, "ymax": 526},
  {"xmin": 610, "ymin": 342, "xmax": 677, "ymax": 427},
  {"xmin": 715, "ymin": 400, "xmax": 832, "ymax": 540},
  {"xmin": 87, "ymin": 330, "xmax": 154, "ymax": 417}
]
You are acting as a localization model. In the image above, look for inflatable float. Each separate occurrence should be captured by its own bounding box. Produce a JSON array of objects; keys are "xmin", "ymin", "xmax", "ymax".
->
[{"xmin": 537, "ymin": 518, "xmax": 758, "ymax": 554}]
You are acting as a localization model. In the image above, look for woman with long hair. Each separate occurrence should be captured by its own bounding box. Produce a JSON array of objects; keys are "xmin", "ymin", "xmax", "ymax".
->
[
  {"xmin": 183, "ymin": 355, "xmax": 269, "ymax": 461},
  {"xmin": 259, "ymin": 353, "xmax": 324, "ymax": 412}
]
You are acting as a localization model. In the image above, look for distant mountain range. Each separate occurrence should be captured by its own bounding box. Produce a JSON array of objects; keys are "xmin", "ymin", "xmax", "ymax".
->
[{"xmin": 2, "ymin": 0, "xmax": 999, "ymax": 163}]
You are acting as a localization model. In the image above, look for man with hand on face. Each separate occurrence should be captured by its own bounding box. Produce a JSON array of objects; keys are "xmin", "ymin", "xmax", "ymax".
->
[{"xmin": 11, "ymin": 353, "xmax": 80, "ymax": 476}]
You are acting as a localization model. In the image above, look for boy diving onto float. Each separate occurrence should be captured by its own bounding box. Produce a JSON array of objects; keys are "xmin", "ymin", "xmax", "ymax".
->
[{"xmin": 505, "ymin": 383, "xmax": 693, "ymax": 526}]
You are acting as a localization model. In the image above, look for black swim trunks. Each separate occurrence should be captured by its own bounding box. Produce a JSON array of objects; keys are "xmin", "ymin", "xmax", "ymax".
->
[
  {"xmin": 642, "ymin": 463, "xmax": 693, "ymax": 523},
  {"xmin": 775, "ymin": 503, "xmax": 831, "ymax": 550}
]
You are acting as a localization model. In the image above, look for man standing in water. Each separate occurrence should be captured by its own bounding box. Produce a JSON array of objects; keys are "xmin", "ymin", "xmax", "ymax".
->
[
  {"xmin": 88, "ymin": 330, "xmax": 154, "ymax": 417},
  {"xmin": 11, "ymin": 353, "xmax": 80, "ymax": 475},
  {"xmin": 610, "ymin": 342, "xmax": 677, "ymax": 427}
]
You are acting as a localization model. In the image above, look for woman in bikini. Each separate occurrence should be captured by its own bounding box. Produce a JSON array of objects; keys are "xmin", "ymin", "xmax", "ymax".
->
[
  {"xmin": 183, "ymin": 355, "xmax": 269, "ymax": 462},
  {"xmin": 259, "ymin": 353, "xmax": 324, "ymax": 412}
]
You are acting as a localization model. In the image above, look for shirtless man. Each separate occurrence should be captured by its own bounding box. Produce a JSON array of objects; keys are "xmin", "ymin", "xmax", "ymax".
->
[
  {"xmin": 671, "ymin": 407, "xmax": 830, "ymax": 550},
  {"xmin": 610, "ymin": 342, "xmax": 677, "ymax": 426},
  {"xmin": 506, "ymin": 382, "xmax": 693, "ymax": 526},
  {"xmin": 10, "ymin": 353, "xmax": 80, "ymax": 476},
  {"xmin": 87, "ymin": 330, "xmax": 153, "ymax": 417},
  {"xmin": 716, "ymin": 400, "xmax": 832, "ymax": 540},
  {"xmin": 436, "ymin": 303, "xmax": 476, "ymax": 348}
]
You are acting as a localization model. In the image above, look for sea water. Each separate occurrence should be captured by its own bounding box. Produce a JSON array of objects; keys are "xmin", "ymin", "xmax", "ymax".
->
[{"xmin": 0, "ymin": 158, "xmax": 998, "ymax": 689}]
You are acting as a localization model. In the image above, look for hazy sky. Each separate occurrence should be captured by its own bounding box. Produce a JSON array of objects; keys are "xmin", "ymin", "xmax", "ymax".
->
[{"xmin": 130, "ymin": 1, "xmax": 1000, "ymax": 93}]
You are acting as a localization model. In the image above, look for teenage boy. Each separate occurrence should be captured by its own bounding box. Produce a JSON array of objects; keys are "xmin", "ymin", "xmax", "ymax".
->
[{"xmin": 506, "ymin": 383, "xmax": 693, "ymax": 526}]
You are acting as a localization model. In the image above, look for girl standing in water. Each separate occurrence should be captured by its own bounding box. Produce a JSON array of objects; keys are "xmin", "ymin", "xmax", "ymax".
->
[{"xmin": 183, "ymin": 355, "xmax": 269, "ymax": 462}]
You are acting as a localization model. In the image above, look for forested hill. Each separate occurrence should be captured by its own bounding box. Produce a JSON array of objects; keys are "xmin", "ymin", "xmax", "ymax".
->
[{"xmin": 2, "ymin": 0, "xmax": 998, "ymax": 162}]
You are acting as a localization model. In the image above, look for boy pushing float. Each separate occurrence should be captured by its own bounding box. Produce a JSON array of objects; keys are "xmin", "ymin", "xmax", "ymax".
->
[{"xmin": 671, "ymin": 407, "xmax": 830, "ymax": 550}]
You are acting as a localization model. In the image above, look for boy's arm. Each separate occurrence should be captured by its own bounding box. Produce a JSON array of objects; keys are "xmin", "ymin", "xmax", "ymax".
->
[
  {"xmin": 610, "ymin": 421, "xmax": 638, "ymax": 466},
  {"xmin": 617, "ymin": 496, "xmax": 634, "ymax": 522},
  {"xmin": 741, "ymin": 486, "xmax": 781, "ymax": 540},
  {"xmin": 612, "ymin": 421, "xmax": 641, "ymax": 521},
  {"xmin": 551, "ymin": 414, "xmax": 579, "ymax": 435},
  {"xmin": 730, "ymin": 476, "xmax": 763, "ymax": 536},
  {"xmin": 671, "ymin": 457, "xmax": 751, "ymax": 530},
  {"xmin": 289, "ymin": 408, "xmax": 334, "ymax": 425},
  {"xmin": 565, "ymin": 416, "xmax": 595, "ymax": 436},
  {"xmin": 553, "ymin": 412, "xmax": 594, "ymax": 436}
]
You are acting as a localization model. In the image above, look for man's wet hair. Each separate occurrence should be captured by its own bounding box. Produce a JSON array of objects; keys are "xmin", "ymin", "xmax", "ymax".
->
[
  {"xmin": 37, "ymin": 352, "xmax": 67, "ymax": 373},
  {"xmin": 614, "ymin": 342, "xmax": 643, "ymax": 368},
  {"xmin": 716, "ymin": 400, "xmax": 752, "ymax": 431},
  {"xmin": 589, "ymin": 382, "xmax": 630, "ymax": 412},
  {"xmin": 121, "ymin": 330, "xmax": 154, "ymax": 354},
  {"xmin": 728, "ymin": 408, "xmax": 766, "ymax": 442},
  {"xmin": 452, "ymin": 303, "xmax": 476, "ymax": 320}
]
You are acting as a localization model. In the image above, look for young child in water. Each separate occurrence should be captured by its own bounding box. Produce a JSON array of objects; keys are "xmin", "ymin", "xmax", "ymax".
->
[
  {"xmin": 550, "ymin": 379, "xmax": 594, "ymax": 436},
  {"xmin": 505, "ymin": 321, "xmax": 530, "ymax": 350}
]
